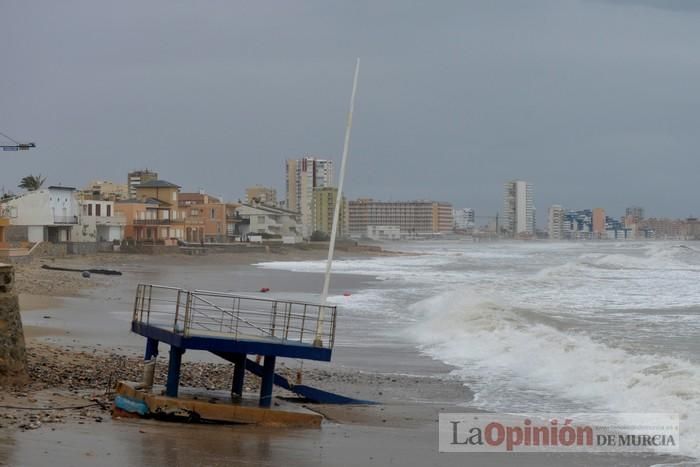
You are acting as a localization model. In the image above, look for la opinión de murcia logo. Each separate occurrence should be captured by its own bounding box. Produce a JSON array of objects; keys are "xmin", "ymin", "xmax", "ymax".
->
[{"xmin": 438, "ymin": 413, "xmax": 679, "ymax": 453}]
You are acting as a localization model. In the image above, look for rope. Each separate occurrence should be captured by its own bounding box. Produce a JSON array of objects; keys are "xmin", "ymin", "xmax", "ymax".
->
[{"xmin": 0, "ymin": 131, "xmax": 21, "ymax": 145}]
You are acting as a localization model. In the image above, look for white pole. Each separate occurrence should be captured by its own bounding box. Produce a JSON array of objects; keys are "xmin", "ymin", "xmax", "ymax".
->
[{"xmin": 314, "ymin": 58, "xmax": 360, "ymax": 346}]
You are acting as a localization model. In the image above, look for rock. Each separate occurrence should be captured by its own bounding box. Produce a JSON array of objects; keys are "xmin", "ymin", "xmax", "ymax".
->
[{"xmin": 0, "ymin": 264, "xmax": 27, "ymax": 382}]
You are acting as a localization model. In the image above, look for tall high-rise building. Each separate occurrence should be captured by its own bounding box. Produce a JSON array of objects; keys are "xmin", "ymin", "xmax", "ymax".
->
[
  {"xmin": 548, "ymin": 205, "xmax": 564, "ymax": 240},
  {"xmin": 286, "ymin": 157, "xmax": 333, "ymax": 236},
  {"xmin": 503, "ymin": 180, "xmax": 534, "ymax": 236},
  {"xmin": 128, "ymin": 170, "xmax": 158, "ymax": 199},
  {"xmin": 592, "ymin": 208, "xmax": 606, "ymax": 238}
]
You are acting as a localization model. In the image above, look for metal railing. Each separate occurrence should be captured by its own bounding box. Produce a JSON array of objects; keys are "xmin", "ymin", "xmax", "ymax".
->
[
  {"xmin": 132, "ymin": 284, "xmax": 337, "ymax": 349},
  {"xmin": 134, "ymin": 219, "xmax": 171, "ymax": 225}
]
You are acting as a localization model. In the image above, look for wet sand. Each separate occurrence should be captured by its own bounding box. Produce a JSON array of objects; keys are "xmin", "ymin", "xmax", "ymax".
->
[{"xmin": 1, "ymin": 249, "xmax": 691, "ymax": 466}]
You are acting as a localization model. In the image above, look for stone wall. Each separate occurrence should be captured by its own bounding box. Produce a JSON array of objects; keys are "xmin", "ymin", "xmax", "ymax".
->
[
  {"xmin": 30, "ymin": 241, "xmax": 68, "ymax": 257},
  {"xmin": 4, "ymin": 225, "xmax": 29, "ymax": 242},
  {"xmin": 0, "ymin": 263, "xmax": 27, "ymax": 382}
]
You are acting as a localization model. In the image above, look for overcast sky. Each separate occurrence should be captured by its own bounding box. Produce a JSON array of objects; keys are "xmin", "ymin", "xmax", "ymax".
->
[{"xmin": 2, "ymin": 0, "xmax": 699, "ymax": 224}]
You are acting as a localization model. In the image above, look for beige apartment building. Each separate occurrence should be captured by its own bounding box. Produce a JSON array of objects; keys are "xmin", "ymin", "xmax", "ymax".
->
[
  {"xmin": 245, "ymin": 185, "xmax": 277, "ymax": 205},
  {"xmin": 80, "ymin": 180, "xmax": 129, "ymax": 201},
  {"xmin": 348, "ymin": 199, "xmax": 453, "ymax": 238},
  {"xmin": 127, "ymin": 170, "xmax": 158, "ymax": 199}
]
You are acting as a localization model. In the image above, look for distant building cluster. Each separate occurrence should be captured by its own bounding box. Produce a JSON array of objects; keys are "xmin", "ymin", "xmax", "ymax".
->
[
  {"xmin": 0, "ymin": 156, "xmax": 455, "ymax": 248},
  {"xmin": 4, "ymin": 164, "xmax": 695, "ymax": 251},
  {"xmin": 546, "ymin": 204, "xmax": 698, "ymax": 241}
]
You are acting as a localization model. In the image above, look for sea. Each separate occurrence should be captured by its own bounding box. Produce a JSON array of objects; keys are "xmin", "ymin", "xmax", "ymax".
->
[{"xmin": 257, "ymin": 240, "xmax": 700, "ymax": 459}]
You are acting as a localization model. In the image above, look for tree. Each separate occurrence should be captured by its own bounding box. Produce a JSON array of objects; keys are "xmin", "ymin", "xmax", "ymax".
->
[{"xmin": 18, "ymin": 174, "xmax": 46, "ymax": 191}]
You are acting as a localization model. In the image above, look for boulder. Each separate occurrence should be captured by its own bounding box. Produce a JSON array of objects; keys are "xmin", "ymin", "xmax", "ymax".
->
[{"xmin": 0, "ymin": 263, "xmax": 27, "ymax": 382}]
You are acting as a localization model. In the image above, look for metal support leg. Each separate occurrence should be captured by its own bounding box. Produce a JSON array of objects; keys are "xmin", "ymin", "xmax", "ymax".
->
[
  {"xmin": 231, "ymin": 353, "xmax": 246, "ymax": 397},
  {"xmin": 166, "ymin": 346, "xmax": 184, "ymax": 398},
  {"xmin": 144, "ymin": 338, "xmax": 159, "ymax": 360},
  {"xmin": 259, "ymin": 355, "xmax": 276, "ymax": 408}
]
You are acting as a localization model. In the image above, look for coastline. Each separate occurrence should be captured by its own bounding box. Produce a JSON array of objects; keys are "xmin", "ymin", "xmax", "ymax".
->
[{"xmin": 1, "ymin": 247, "xmax": 691, "ymax": 466}]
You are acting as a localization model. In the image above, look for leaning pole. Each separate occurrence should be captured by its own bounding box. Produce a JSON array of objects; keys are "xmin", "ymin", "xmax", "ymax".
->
[{"xmin": 314, "ymin": 57, "xmax": 361, "ymax": 347}]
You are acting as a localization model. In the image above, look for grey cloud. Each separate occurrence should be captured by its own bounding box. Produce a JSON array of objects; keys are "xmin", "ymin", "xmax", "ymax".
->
[{"xmin": 2, "ymin": 0, "xmax": 700, "ymax": 225}]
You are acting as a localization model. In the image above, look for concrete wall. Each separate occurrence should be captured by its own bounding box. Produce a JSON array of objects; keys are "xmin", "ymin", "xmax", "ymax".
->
[{"xmin": 0, "ymin": 263, "xmax": 27, "ymax": 381}]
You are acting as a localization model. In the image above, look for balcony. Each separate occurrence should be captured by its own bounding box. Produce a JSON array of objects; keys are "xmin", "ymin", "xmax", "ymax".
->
[
  {"xmin": 95, "ymin": 214, "xmax": 126, "ymax": 226},
  {"xmin": 53, "ymin": 215, "xmax": 79, "ymax": 225},
  {"xmin": 134, "ymin": 218, "xmax": 171, "ymax": 225}
]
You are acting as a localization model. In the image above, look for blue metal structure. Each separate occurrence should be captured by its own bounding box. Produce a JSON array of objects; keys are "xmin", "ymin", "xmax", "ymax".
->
[{"xmin": 131, "ymin": 284, "xmax": 370, "ymax": 407}]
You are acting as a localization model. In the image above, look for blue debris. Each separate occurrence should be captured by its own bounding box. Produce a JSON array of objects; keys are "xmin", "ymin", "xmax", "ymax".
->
[{"xmin": 114, "ymin": 395, "xmax": 149, "ymax": 415}]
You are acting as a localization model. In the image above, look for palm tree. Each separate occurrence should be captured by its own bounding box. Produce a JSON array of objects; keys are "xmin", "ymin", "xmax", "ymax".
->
[{"xmin": 18, "ymin": 174, "xmax": 46, "ymax": 191}]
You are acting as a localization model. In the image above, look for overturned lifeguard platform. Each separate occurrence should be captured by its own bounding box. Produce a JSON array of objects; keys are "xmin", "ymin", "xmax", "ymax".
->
[{"xmin": 118, "ymin": 283, "xmax": 365, "ymax": 424}]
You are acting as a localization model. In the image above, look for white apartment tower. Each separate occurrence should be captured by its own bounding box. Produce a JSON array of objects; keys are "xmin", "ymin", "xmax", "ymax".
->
[
  {"xmin": 548, "ymin": 204, "xmax": 565, "ymax": 240},
  {"xmin": 503, "ymin": 180, "xmax": 534, "ymax": 236},
  {"xmin": 286, "ymin": 157, "xmax": 334, "ymax": 237}
]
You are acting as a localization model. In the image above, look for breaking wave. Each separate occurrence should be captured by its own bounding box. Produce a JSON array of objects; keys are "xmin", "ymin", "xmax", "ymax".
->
[{"xmin": 408, "ymin": 287, "xmax": 700, "ymax": 458}]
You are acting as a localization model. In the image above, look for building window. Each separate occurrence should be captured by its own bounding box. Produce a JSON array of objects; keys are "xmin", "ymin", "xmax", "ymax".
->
[
  {"xmin": 95, "ymin": 204, "xmax": 101, "ymax": 216},
  {"xmin": 107, "ymin": 205, "xmax": 111, "ymax": 216},
  {"xmin": 211, "ymin": 208, "xmax": 216, "ymax": 219},
  {"xmin": 88, "ymin": 204, "xmax": 92, "ymax": 216}
]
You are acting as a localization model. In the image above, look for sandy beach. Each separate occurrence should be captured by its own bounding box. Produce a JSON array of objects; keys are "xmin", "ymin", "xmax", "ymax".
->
[{"xmin": 0, "ymin": 246, "xmax": 692, "ymax": 466}]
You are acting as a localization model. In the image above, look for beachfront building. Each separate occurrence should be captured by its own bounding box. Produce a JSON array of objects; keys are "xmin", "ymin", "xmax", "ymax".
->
[
  {"xmin": 73, "ymin": 199, "xmax": 126, "ymax": 242},
  {"xmin": 625, "ymin": 206, "xmax": 644, "ymax": 224},
  {"xmin": 312, "ymin": 187, "xmax": 348, "ymax": 238},
  {"xmin": 245, "ymin": 185, "xmax": 277, "ymax": 206},
  {"xmin": 127, "ymin": 169, "xmax": 158, "ymax": 199},
  {"xmin": 286, "ymin": 156, "xmax": 333, "ymax": 237},
  {"xmin": 453, "ymin": 208, "xmax": 475, "ymax": 231},
  {"xmin": 348, "ymin": 199, "xmax": 454, "ymax": 239},
  {"xmin": 116, "ymin": 180, "xmax": 204, "ymax": 243},
  {"xmin": 80, "ymin": 180, "xmax": 129, "ymax": 201},
  {"xmin": 548, "ymin": 205, "xmax": 565, "ymax": 240},
  {"xmin": 0, "ymin": 186, "xmax": 80, "ymax": 243},
  {"xmin": 178, "ymin": 192, "xmax": 240, "ymax": 243},
  {"xmin": 592, "ymin": 208, "xmax": 606, "ymax": 239},
  {"xmin": 604, "ymin": 216, "xmax": 633, "ymax": 240},
  {"xmin": 233, "ymin": 204, "xmax": 302, "ymax": 242},
  {"xmin": 639, "ymin": 218, "xmax": 685, "ymax": 240},
  {"xmin": 503, "ymin": 180, "xmax": 535, "ymax": 237},
  {"xmin": 563, "ymin": 209, "xmax": 592, "ymax": 240}
]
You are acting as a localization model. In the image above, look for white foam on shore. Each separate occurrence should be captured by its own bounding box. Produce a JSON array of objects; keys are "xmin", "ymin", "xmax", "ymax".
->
[{"xmin": 407, "ymin": 287, "xmax": 700, "ymax": 458}]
